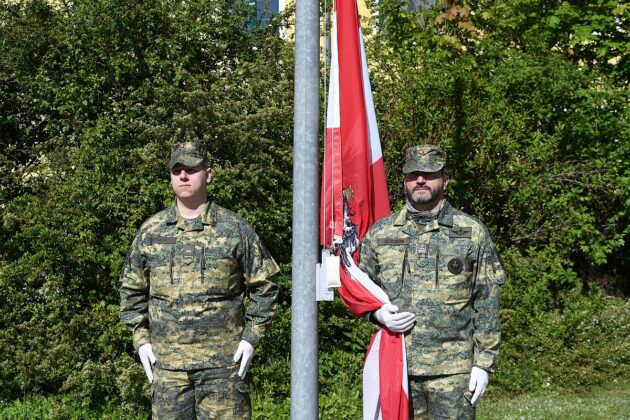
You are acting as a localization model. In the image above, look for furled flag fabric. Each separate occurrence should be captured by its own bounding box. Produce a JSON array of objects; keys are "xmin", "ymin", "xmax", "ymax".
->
[{"xmin": 320, "ymin": 0, "xmax": 409, "ymax": 419}]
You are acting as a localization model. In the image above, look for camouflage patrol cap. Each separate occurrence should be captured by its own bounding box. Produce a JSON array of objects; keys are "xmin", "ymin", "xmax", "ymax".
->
[
  {"xmin": 402, "ymin": 144, "xmax": 447, "ymax": 173},
  {"xmin": 170, "ymin": 142, "xmax": 208, "ymax": 169}
]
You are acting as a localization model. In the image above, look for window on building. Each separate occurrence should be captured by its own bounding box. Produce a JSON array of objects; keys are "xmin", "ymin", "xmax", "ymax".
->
[{"xmin": 249, "ymin": 0, "xmax": 279, "ymax": 27}]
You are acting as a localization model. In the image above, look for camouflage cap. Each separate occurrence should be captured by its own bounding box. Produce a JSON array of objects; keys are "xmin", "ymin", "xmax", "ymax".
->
[
  {"xmin": 402, "ymin": 144, "xmax": 447, "ymax": 173},
  {"xmin": 170, "ymin": 142, "xmax": 208, "ymax": 169}
]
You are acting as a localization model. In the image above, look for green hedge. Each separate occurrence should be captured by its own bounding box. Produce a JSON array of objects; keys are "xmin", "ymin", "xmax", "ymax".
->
[{"xmin": 0, "ymin": 0, "xmax": 628, "ymax": 415}]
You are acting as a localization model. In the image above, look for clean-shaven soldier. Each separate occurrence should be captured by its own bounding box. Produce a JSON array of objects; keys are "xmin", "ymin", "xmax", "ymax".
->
[
  {"xmin": 359, "ymin": 144, "xmax": 506, "ymax": 419},
  {"xmin": 120, "ymin": 142, "xmax": 280, "ymax": 419}
]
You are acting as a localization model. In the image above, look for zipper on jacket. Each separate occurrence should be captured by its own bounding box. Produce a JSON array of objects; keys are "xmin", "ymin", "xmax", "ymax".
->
[
  {"xmin": 395, "ymin": 246, "xmax": 411, "ymax": 300},
  {"xmin": 169, "ymin": 245, "xmax": 176, "ymax": 284},
  {"xmin": 435, "ymin": 248, "xmax": 440, "ymax": 287},
  {"xmin": 401, "ymin": 247, "xmax": 410, "ymax": 284},
  {"xmin": 201, "ymin": 245, "xmax": 205, "ymax": 283}
]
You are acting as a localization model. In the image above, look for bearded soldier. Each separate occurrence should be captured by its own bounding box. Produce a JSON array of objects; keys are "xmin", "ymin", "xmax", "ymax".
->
[{"xmin": 360, "ymin": 144, "xmax": 506, "ymax": 419}]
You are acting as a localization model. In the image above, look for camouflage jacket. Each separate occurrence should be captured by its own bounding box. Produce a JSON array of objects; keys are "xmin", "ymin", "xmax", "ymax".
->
[
  {"xmin": 119, "ymin": 201, "xmax": 280, "ymax": 371},
  {"xmin": 359, "ymin": 201, "xmax": 506, "ymax": 376}
]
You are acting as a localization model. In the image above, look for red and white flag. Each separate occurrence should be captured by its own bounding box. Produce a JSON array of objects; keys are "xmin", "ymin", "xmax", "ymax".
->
[{"xmin": 320, "ymin": 1, "xmax": 409, "ymax": 419}]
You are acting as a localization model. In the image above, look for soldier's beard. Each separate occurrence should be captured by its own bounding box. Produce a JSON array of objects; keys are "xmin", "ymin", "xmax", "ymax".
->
[{"xmin": 406, "ymin": 185, "xmax": 443, "ymax": 209}]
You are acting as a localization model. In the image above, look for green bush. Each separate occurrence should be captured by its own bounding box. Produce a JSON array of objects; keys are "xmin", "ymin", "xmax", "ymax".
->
[
  {"xmin": 0, "ymin": 0, "xmax": 628, "ymax": 415},
  {"xmin": 496, "ymin": 295, "xmax": 630, "ymax": 395},
  {"xmin": 365, "ymin": 0, "xmax": 630, "ymax": 401},
  {"xmin": 0, "ymin": 394, "xmax": 149, "ymax": 419},
  {"xmin": 252, "ymin": 394, "xmax": 290, "ymax": 420},
  {"xmin": 0, "ymin": 0, "xmax": 294, "ymax": 407},
  {"xmin": 115, "ymin": 356, "xmax": 152, "ymax": 413}
]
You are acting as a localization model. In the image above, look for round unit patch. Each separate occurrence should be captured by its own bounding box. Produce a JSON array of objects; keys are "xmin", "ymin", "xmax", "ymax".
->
[{"xmin": 447, "ymin": 257, "xmax": 464, "ymax": 274}]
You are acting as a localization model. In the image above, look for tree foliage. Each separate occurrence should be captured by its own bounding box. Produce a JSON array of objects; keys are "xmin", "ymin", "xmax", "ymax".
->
[
  {"xmin": 0, "ymin": 0, "xmax": 628, "ymax": 415},
  {"xmin": 367, "ymin": 0, "xmax": 629, "ymax": 394},
  {"xmin": 369, "ymin": 0, "xmax": 629, "ymax": 289},
  {"xmin": 0, "ymin": 0, "xmax": 293, "ymax": 405}
]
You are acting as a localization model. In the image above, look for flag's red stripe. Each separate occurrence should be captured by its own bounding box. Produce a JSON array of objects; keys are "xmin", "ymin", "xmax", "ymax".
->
[
  {"xmin": 323, "ymin": 1, "xmax": 407, "ymax": 419},
  {"xmin": 338, "ymin": 269, "xmax": 381, "ymax": 317},
  {"xmin": 336, "ymin": 1, "xmax": 373, "ymax": 243}
]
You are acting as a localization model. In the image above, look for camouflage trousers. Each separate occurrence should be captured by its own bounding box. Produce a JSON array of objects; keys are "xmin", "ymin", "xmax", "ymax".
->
[
  {"xmin": 409, "ymin": 373, "xmax": 475, "ymax": 420},
  {"xmin": 152, "ymin": 365, "xmax": 251, "ymax": 420}
]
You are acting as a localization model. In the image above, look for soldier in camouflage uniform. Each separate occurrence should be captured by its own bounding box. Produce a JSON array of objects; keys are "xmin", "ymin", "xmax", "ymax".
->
[
  {"xmin": 359, "ymin": 145, "xmax": 506, "ymax": 419},
  {"xmin": 120, "ymin": 142, "xmax": 280, "ymax": 419}
]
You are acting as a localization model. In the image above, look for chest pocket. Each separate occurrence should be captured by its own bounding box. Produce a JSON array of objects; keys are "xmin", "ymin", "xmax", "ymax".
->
[
  {"xmin": 202, "ymin": 245, "xmax": 240, "ymax": 295},
  {"xmin": 436, "ymin": 250, "xmax": 474, "ymax": 302},
  {"xmin": 145, "ymin": 241, "xmax": 176, "ymax": 294},
  {"xmin": 374, "ymin": 238, "xmax": 410, "ymax": 300},
  {"xmin": 372, "ymin": 262, "xmax": 403, "ymax": 299},
  {"xmin": 146, "ymin": 251, "xmax": 171, "ymax": 268}
]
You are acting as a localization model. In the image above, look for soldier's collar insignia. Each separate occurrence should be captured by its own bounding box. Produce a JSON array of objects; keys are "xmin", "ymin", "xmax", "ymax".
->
[{"xmin": 449, "ymin": 226, "xmax": 472, "ymax": 238}]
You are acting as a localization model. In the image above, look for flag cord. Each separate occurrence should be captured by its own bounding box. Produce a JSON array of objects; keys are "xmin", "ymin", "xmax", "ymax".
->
[{"xmin": 322, "ymin": 0, "xmax": 334, "ymax": 251}]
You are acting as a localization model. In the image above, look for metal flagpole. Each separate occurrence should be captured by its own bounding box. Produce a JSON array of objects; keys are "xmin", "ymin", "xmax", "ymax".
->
[{"xmin": 291, "ymin": 0, "xmax": 319, "ymax": 416}]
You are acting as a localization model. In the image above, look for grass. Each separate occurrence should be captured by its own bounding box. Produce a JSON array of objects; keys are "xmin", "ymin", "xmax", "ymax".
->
[
  {"xmin": 478, "ymin": 378, "xmax": 630, "ymax": 420},
  {"xmin": 0, "ymin": 395, "xmax": 149, "ymax": 420},
  {"xmin": 2, "ymin": 379, "xmax": 629, "ymax": 419}
]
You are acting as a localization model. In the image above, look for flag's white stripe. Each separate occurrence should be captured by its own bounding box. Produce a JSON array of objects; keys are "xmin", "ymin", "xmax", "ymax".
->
[
  {"xmin": 343, "ymin": 248, "xmax": 390, "ymax": 303},
  {"xmin": 402, "ymin": 336, "xmax": 409, "ymax": 397},
  {"xmin": 343, "ymin": 246, "xmax": 410, "ymax": 420},
  {"xmin": 358, "ymin": 27, "xmax": 382, "ymax": 165},
  {"xmin": 364, "ymin": 329, "xmax": 383, "ymax": 420},
  {"xmin": 326, "ymin": 12, "xmax": 340, "ymax": 129}
]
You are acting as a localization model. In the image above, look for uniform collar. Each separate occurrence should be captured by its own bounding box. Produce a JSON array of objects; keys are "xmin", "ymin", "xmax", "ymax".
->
[
  {"xmin": 165, "ymin": 201, "xmax": 217, "ymax": 226},
  {"xmin": 437, "ymin": 200, "xmax": 454, "ymax": 227},
  {"xmin": 393, "ymin": 200, "xmax": 454, "ymax": 232},
  {"xmin": 165, "ymin": 203, "xmax": 178, "ymax": 224}
]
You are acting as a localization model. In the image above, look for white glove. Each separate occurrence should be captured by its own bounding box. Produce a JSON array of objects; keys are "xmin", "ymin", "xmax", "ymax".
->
[
  {"xmin": 138, "ymin": 343, "xmax": 156, "ymax": 384},
  {"xmin": 469, "ymin": 366, "xmax": 489, "ymax": 405},
  {"xmin": 233, "ymin": 340, "xmax": 255, "ymax": 379},
  {"xmin": 374, "ymin": 303, "xmax": 416, "ymax": 333}
]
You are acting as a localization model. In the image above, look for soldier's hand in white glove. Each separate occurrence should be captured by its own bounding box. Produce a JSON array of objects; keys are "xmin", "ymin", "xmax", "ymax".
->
[
  {"xmin": 233, "ymin": 340, "xmax": 255, "ymax": 379},
  {"xmin": 469, "ymin": 366, "xmax": 489, "ymax": 405},
  {"xmin": 374, "ymin": 303, "xmax": 416, "ymax": 333},
  {"xmin": 138, "ymin": 343, "xmax": 156, "ymax": 384}
]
